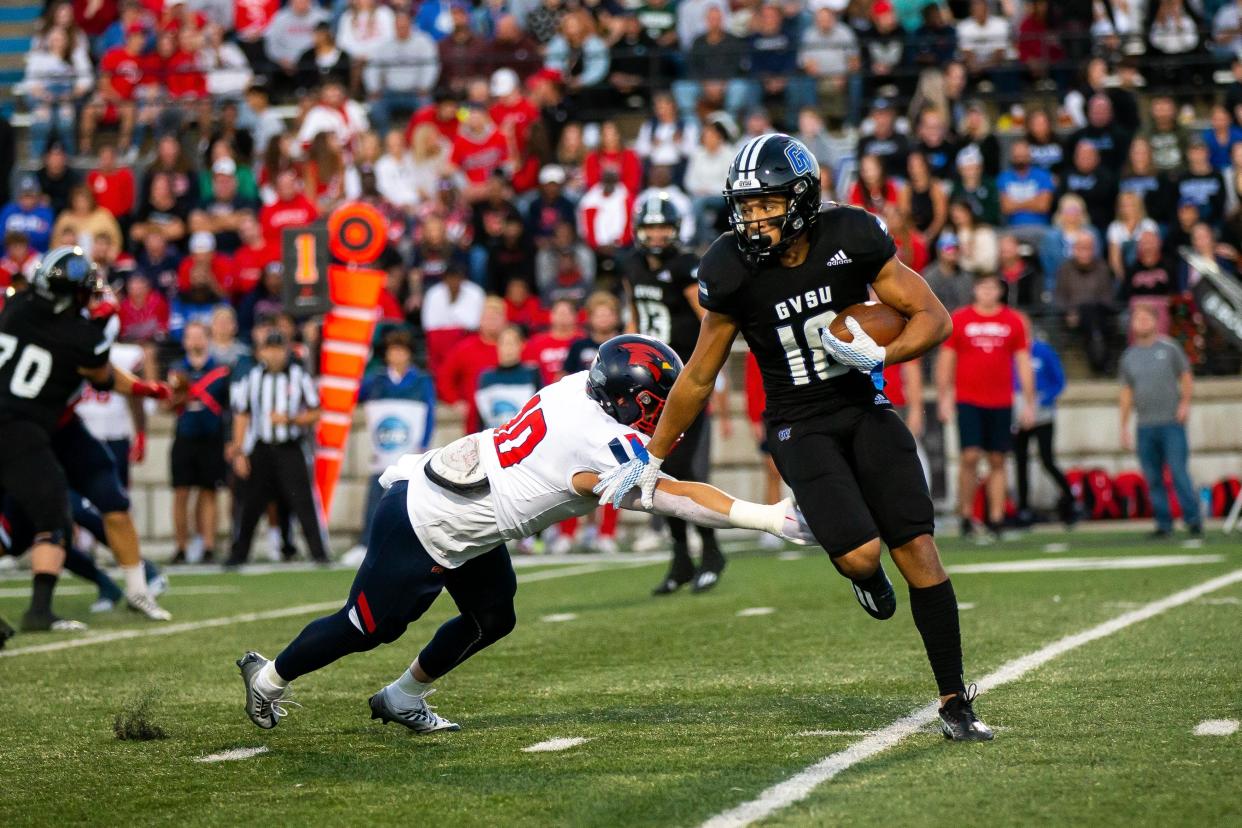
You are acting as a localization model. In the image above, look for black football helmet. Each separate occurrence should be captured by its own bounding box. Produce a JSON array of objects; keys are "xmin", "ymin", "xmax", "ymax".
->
[
  {"xmin": 30, "ymin": 246, "xmax": 99, "ymax": 315},
  {"xmin": 586, "ymin": 334, "xmax": 683, "ymax": 436},
  {"xmin": 634, "ymin": 191, "xmax": 682, "ymax": 258},
  {"xmin": 722, "ymin": 133, "xmax": 821, "ymax": 264}
]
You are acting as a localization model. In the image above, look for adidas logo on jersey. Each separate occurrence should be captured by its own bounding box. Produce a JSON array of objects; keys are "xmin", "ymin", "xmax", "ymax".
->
[{"xmin": 827, "ymin": 250, "xmax": 853, "ymax": 267}]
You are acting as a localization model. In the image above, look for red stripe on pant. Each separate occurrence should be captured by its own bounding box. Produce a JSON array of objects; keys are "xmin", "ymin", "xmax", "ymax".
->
[{"xmin": 356, "ymin": 591, "xmax": 377, "ymax": 634}]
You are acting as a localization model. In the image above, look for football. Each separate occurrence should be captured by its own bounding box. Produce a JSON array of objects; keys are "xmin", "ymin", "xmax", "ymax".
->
[{"xmin": 827, "ymin": 301, "xmax": 907, "ymax": 347}]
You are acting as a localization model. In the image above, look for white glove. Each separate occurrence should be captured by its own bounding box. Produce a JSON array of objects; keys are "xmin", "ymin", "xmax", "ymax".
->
[
  {"xmin": 819, "ymin": 317, "xmax": 885, "ymax": 379},
  {"xmin": 778, "ymin": 498, "xmax": 818, "ymax": 546},
  {"xmin": 593, "ymin": 454, "xmax": 663, "ymax": 509}
]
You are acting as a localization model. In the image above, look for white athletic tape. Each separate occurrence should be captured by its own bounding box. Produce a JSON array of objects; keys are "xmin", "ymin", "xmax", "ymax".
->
[{"xmin": 701, "ymin": 567, "xmax": 1242, "ymax": 828}]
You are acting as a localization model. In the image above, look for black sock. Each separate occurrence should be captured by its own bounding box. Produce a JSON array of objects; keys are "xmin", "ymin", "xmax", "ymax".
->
[
  {"xmin": 908, "ymin": 579, "xmax": 965, "ymax": 698},
  {"xmin": 698, "ymin": 527, "xmax": 723, "ymax": 568},
  {"xmin": 30, "ymin": 573, "xmax": 58, "ymax": 616},
  {"xmin": 666, "ymin": 518, "xmax": 693, "ymax": 574},
  {"xmin": 668, "ymin": 517, "xmax": 688, "ymax": 547}
]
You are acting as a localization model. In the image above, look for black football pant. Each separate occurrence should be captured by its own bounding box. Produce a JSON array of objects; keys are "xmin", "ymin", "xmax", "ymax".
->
[
  {"xmin": 230, "ymin": 442, "xmax": 328, "ymax": 563},
  {"xmin": 660, "ymin": 412, "xmax": 721, "ymax": 573},
  {"xmin": 274, "ymin": 481, "xmax": 517, "ymax": 682}
]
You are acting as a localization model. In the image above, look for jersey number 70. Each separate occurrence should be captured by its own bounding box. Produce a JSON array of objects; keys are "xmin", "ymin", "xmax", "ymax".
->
[{"xmin": 493, "ymin": 394, "xmax": 548, "ymax": 468}]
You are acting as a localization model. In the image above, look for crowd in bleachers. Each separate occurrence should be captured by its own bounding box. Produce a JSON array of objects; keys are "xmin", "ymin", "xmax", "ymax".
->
[{"xmin": 1, "ymin": 0, "xmax": 1241, "ymax": 553}]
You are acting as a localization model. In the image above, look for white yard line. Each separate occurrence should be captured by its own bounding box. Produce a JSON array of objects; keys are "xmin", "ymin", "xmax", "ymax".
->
[
  {"xmin": 196, "ymin": 746, "xmax": 270, "ymax": 763},
  {"xmin": 736, "ymin": 607, "xmax": 776, "ymax": 617},
  {"xmin": 522, "ymin": 737, "xmax": 591, "ymax": 753},
  {"xmin": 948, "ymin": 554, "xmax": 1223, "ymax": 574},
  {"xmin": 700, "ymin": 566, "xmax": 1242, "ymax": 828},
  {"xmin": 540, "ymin": 613, "xmax": 578, "ymax": 623},
  {"xmin": 795, "ymin": 730, "xmax": 872, "ymax": 737},
  {"xmin": 0, "ymin": 585, "xmax": 239, "ymax": 599},
  {"xmin": 1193, "ymin": 719, "xmax": 1239, "ymax": 736},
  {"xmin": 0, "ymin": 561, "xmax": 653, "ymax": 658}
]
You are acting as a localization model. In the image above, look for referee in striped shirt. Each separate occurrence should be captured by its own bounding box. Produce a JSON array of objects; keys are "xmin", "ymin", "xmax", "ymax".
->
[{"xmin": 226, "ymin": 331, "xmax": 330, "ymax": 566}]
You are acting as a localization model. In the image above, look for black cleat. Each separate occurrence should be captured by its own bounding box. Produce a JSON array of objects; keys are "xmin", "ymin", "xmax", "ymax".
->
[
  {"xmin": 850, "ymin": 563, "xmax": 896, "ymax": 620},
  {"xmin": 939, "ymin": 685, "xmax": 994, "ymax": 741},
  {"xmin": 0, "ymin": 615, "xmax": 14, "ymax": 650},
  {"xmin": 652, "ymin": 572, "xmax": 694, "ymax": 595}
]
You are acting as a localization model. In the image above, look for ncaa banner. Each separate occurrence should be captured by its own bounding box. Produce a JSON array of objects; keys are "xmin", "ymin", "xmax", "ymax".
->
[{"xmin": 363, "ymin": 399, "xmax": 430, "ymax": 474}]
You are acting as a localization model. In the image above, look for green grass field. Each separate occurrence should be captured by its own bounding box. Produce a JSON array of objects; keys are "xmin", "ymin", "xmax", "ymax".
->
[{"xmin": 1, "ymin": 532, "xmax": 1239, "ymax": 827}]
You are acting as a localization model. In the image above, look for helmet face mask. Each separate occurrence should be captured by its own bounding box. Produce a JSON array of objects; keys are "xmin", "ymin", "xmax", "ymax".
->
[
  {"xmin": 633, "ymin": 193, "xmax": 682, "ymax": 259},
  {"xmin": 723, "ymin": 134, "xmax": 820, "ymax": 265},
  {"xmin": 635, "ymin": 223, "xmax": 678, "ymax": 258}
]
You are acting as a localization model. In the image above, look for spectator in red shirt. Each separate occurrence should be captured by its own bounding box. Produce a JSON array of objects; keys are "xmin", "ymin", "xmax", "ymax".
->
[
  {"xmin": 488, "ymin": 68, "xmax": 541, "ymax": 192},
  {"xmin": 118, "ymin": 272, "xmax": 171, "ymax": 343},
  {"xmin": 73, "ymin": 0, "xmax": 120, "ymax": 38},
  {"xmin": 163, "ymin": 26, "xmax": 210, "ymax": 136},
  {"xmin": 259, "ymin": 168, "xmax": 319, "ymax": 245},
  {"xmin": 884, "ymin": 204, "xmax": 929, "ymax": 273},
  {"xmin": 81, "ymin": 23, "xmax": 147, "ymax": 152},
  {"xmin": 177, "ymin": 231, "xmax": 235, "ymax": 295},
  {"xmin": 231, "ymin": 214, "xmax": 276, "ymax": 298},
  {"xmin": 848, "ymin": 154, "xmax": 904, "ymax": 214},
  {"xmin": 405, "ymin": 89, "xmax": 459, "ymax": 145},
  {"xmin": 436, "ymin": 296, "xmax": 506, "ymax": 433},
  {"xmin": 450, "ymin": 104, "xmax": 511, "ymax": 199},
  {"xmin": 234, "ymin": 0, "xmax": 281, "ymax": 69},
  {"xmin": 583, "ymin": 120, "xmax": 642, "ymax": 194},
  {"xmin": 0, "ymin": 231, "xmax": 37, "ymax": 292},
  {"xmin": 502, "ymin": 277, "xmax": 546, "ymax": 331},
  {"xmin": 935, "ymin": 274, "xmax": 1037, "ymax": 538},
  {"xmin": 88, "ymin": 143, "xmax": 136, "ymax": 219},
  {"xmin": 522, "ymin": 296, "xmax": 579, "ymax": 384}
]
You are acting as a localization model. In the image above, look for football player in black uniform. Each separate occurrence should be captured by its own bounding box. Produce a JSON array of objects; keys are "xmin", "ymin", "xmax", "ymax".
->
[
  {"xmin": 0, "ymin": 247, "xmax": 172, "ymax": 630},
  {"xmin": 623, "ymin": 193, "xmax": 726, "ymax": 594},
  {"xmin": 597, "ymin": 135, "xmax": 992, "ymax": 741}
]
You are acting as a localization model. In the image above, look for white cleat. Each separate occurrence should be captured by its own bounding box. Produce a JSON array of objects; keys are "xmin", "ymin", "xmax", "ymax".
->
[
  {"xmin": 89, "ymin": 597, "xmax": 116, "ymax": 613},
  {"xmin": 342, "ymin": 545, "xmax": 368, "ymax": 568},
  {"xmin": 369, "ymin": 687, "xmax": 461, "ymax": 734},
  {"xmin": 237, "ymin": 651, "xmax": 289, "ymax": 729},
  {"xmin": 127, "ymin": 592, "xmax": 172, "ymax": 621},
  {"xmin": 631, "ymin": 528, "xmax": 665, "ymax": 553},
  {"xmin": 147, "ymin": 573, "xmax": 169, "ymax": 598}
]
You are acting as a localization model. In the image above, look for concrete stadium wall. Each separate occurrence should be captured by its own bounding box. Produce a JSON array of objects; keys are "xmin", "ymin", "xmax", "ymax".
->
[{"xmin": 125, "ymin": 377, "xmax": 1242, "ymax": 540}]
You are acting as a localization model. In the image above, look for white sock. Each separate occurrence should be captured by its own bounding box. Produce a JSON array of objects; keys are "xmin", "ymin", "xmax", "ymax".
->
[
  {"xmin": 385, "ymin": 668, "xmax": 431, "ymax": 703},
  {"xmin": 122, "ymin": 565, "xmax": 147, "ymax": 597},
  {"xmin": 256, "ymin": 660, "xmax": 288, "ymax": 695}
]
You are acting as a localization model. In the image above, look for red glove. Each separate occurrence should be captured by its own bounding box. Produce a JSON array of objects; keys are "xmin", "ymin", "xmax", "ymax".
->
[
  {"xmin": 89, "ymin": 288, "xmax": 119, "ymax": 320},
  {"xmin": 130, "ymin": 431, "xmax": 146, "ymax": 463},
  {"xmin": 131, "ymin": 380, "xmax": 172, "ymax": 401}
]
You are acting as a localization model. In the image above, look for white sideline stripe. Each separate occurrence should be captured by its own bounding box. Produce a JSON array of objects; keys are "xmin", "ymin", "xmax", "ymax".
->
[
  {"xmin": 541, "ymin": 613, "xmax": 578, "ymax": 623},
  {"xmin": 0, "ymin": 561, "xmax": 645, "ymax": 658},
  {"xmin": 0, "ymin": 585, "xmax": 239, "ymax": 598},
  {"xmin": 1042, "ymin": 543, "xmax": 1070, "ymax": 553},
  {"xmin": 1200, "ymin": 596, "xmax": 1242, "ymax": 605},
  {"xmin": 700, "ymin": 566, "xmax": 1242, "ymax": 828},
  {"xmin": 196, "ymin": 746, "xmax": 270, "ymax": 763},
  {"xmin": 948, "ymin": 554, "xmax": 1223, "ymax": 574},
  {"xmin": 522, "ymin": 737, "xmax": 590, "ymax": 753},
  {"xmin": 1194, "ymin": 719, "xmax": 1239, "ymax": 736},
  {"xmin": 736, "ymin": 607, "xmax": 776, "ymax": 617},
  {"xmin": 796, "ymin": 730, "xmax": 871, "ymax": 737}
]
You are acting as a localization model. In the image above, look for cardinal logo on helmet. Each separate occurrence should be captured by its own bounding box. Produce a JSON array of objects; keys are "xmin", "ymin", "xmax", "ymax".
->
[{"xmin": 619, "ymin": 342, "xmax": 673, "ymax": 381}]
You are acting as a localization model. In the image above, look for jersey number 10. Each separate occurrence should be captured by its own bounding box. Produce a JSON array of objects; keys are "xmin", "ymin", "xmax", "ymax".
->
[
  {"xmin": 776, "ymin": 309, "xmax": 848, "ymax": 385},
  {"xmin": 493, "ymin": 394, "xmax": 548, "ymax": 468},
  {"xmin": 0, "ymin": 333, "xmax": 54, "ymax": 399}
]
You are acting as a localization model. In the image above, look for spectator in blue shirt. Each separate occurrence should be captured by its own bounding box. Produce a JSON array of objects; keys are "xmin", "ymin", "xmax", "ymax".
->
[
  {"xmin": 998, "ymin": 139, "xmax": 1056, "ymax": 246},
  {"xmin": 748, "ymin": 4, "xmax": 815, "ymax": 113},
  {"xmin": 1202, "ymin": 103, "xmax": 1242, "ymax": 171},
  {"xmin": 0, "ymin": 176, "xmax": 55, "ymax": 253},
  {"xmin": 167, "ymin": 321, "xmax": 232, "ymax": 564},
  {"xmin": 1012, "ymin": 325, "xmax": 1076, "ymax": 527},
  {"xmin": 351, "ymin": 328, "xmax": 437, "ymax": 559},
  {"xmin": 170, "ymin": 260, "xmax": 229, "ymax": 342}
]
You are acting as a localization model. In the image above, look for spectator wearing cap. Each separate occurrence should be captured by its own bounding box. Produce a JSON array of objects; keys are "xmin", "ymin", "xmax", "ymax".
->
[
  {"xmin": 862, "ymin": 1, "xmax": 906, "ymax": 98},
  {"xmin": 192, "ymin": 157, "xmax": 259, "ymax": 257},
  {"xmin": 22, "ymin": 24, "xmax": 92, "ymax": 157},
  {"xmin": 799, "ymin": 7, "xmax": 862, "ymax": 125},
  {"xmin": 489, "ymin": 68, "xmax": 543, "ymax": 193},
  {"xmin": 685, "ymin": 120, "xmax": 736, "ymax": 246},
  {"xmin": 998, "ymin": 139, "xmax": 1056, "ymax": 246},
  {"xmin": 450, "ymin": 104, "xmax": 512, "ymax": 199},
  {"xmin": 352, "ymin": 328, "xmax": 436, "ymax": 557},
  {"xmin": 422, "ymin": 260, "xmax": 486, "ymax": 369},
  {"xmin": 675, "ymin": 4, "xmax": 753, "ymax": 120},
  {"xmin": 237, "ymin": 262, "xmax": 287, "ymax": 339},
  {"xmin": 545, "ymin": 11, "xmax": 610, "ymax": 101},
  {"xmin": 81, "ymin": 22, "xmax": 147, "ymax": 153},
  {"xmin": 131, "ymin": 172, "xmax": 190, "ymax": 247},
  {"xmin": 857, "ymin": 97, "xmax": 910, "ymax": 179},
  {"xmin": 525, "ymin": 165, "xmax": 576, "ymax": 247},
  {"xmin": 132, "ymin": 229, "xmax": 182, "ymax": 296},
  {"xmin": 0, "ymin": 177, "xmax": 54, "ymax": 253},
  {"xmin": 950, "ymin": 145, "xmax": 1000, "ymax": 227},
  {"xmin": 36, "ymin": 142, "xmax": 79, "ymax": 217},
  {"xmin": 117, "ymin": 272, "xmax": 171, "ymax": 344},
  {"xmin": 923, "ymin": 231, "xmax": 969, "ymax": 313},
  {"xmin": 1175, "ymin": 138, "xmax": 1227, "ymax": 229},
  {"xmin": 51, "ymin": 184, "xmax": 122, "ymax": 256},
  {"xmin": 177, "ymin": 230, "xmax": 234, "ymax": 294},
  {"xmin": 436, "ymin": 297, "xmax": 506, "ymax": 433},
  {"xmin": 366, "ymin": 11, "xmax": 440, "ymax": 137},
  {"xmin": 171, "ymin": 251, "xmax": 231, "ymax": 342},
  {"xmin": 1119, "ymin": 303, "xmax": 1202, "ymax": 539},
  {"xmin": 438, "ymin": 2, "xmax": 484, "ymax": 97},
  {"xmin": 227, "ymin": 329, "xmax": 328, "ymax": 566},
  {"xmin": 1056, "ymin": 232, "xmax": 1116, "ymax": 375},
  {"xmin": 264, "ymin": 0, "xmax": 328, "ymax": 97},
  {"xmin": 259, "ymin": 168, "xmax": 320, "ymax": 246}
]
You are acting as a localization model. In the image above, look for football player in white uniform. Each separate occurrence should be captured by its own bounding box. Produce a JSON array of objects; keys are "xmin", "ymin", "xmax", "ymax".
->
[{"xmin": 238, "ymin": 335, "xmax": 813, "ymax": 733}]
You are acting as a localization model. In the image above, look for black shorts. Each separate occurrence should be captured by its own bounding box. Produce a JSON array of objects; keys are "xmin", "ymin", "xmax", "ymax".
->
[
  {"xmin": 957, "ymin": 403, "xmax": 1013, "ymax": 453},
  {"xmin": 343, "ymin": 481, "xmax": 517, "ymax": 643},
  {"xmin": 663, "ymin": 411, "xmax": 711, "ymax": 483},
  {"xmin": 171, "ymin": 435, "xmax": 227, "ymax": 489},
  {"xmin": 51, "ymin": 416, "xmax": 130, "ymax": 514},
  {"xmin": 767, "ymin": 403, "xmax": 934, "ymax": 557},
  {"xmin": 0, "ymin": 420, "xmax": 72, "ymax": 544}
]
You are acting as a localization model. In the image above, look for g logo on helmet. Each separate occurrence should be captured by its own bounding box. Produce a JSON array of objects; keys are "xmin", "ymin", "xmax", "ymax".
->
[{"xmin": 784, "ymin": 140, "xmax": 814, "ymax": 177}]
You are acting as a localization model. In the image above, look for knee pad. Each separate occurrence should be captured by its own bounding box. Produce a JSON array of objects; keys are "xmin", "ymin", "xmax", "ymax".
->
[
  {"xmin": 33, "ymin": 529, "xmax": 67, "ymax": 548},
  {"xmin": 475, "ymin": 603, "xmax": 517, "ymax": 644},
  {"xmin": 90, "ymin": 484, "xmax": 131, "ymax": 515}
]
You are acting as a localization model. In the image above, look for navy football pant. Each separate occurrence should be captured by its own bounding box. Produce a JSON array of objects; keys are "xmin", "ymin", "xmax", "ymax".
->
[
  {"xmin": 53, "ymin": 417, "xmax": 131, "ymax": 514},
  {"xmin": 274, "ymin": 481, "xmax": 517, "ymax": 682}
]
